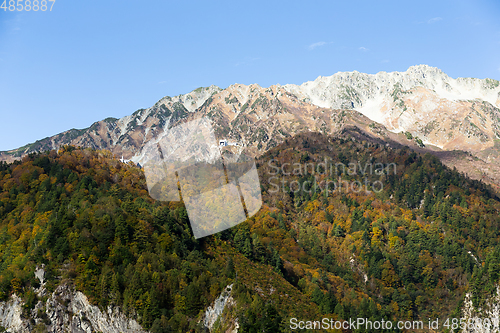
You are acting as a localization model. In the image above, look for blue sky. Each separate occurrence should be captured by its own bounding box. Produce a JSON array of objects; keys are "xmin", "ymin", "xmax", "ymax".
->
[{"xmin": 1, "ymin": 0, "xmax": 499, "ymax": 151}]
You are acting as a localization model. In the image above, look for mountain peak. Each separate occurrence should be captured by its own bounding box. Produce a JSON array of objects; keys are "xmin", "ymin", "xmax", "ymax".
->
[
  {"xmin": 407, "ymin": 64, "xmax": 442, "ymax": 71},
  {"xmin": 2, "ymin": 65, "xmax": 500, "ymax": 190}
]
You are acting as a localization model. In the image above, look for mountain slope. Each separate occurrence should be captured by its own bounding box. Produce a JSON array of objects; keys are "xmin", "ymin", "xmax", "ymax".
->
[
  {"xmin": 2, "ymin": 65, "xmax": 500, "ymax": 189},
  {"xmin": 284, "ymin": 65, "xmax": 500, "ymax": 151},
  {"xmin": 1, "ymin": 133, "xmax": 500, "ymax": 332}
]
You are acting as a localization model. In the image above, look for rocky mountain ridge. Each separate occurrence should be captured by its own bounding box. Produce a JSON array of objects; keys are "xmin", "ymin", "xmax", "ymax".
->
[
  {"xmin": 2, "ymin": 65, "xmax": 500, "ymax": 188},
  {"xmin": 461, "ymin": 286, "xmax": 500, "ymax": 333},
  {"xmin": 0, "ymin": 266, "xmax": 146, "ymax": 333}
]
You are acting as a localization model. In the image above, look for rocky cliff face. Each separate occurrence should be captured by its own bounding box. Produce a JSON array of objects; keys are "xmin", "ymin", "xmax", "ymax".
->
[
  {"xmin": 0, "ymin": 295, "xmax": 26, "ymax": 332},
  {"xmin": 461, "ymin": 286, "xmax": 500, "ymax": 333},
  {"xmin": 284, "ymin": 65, "xmax": 500, "ymax": 151},
  {"xmin": 1, "ymin": 65, "xmax": 500, "ymax": 188},
  {"xmin": 284, "ymin": 65, "xmax": 500, "ymax": 119},
  {"xmin": 0, "ymin": 281, "xmax": 240, "ymax": 333},
  {"xmin": 200, "ymin": 284, "xmax": 238, "ymax": 333},
  {"xmin": 0, "ymin": 268, "xmax": 146, "ymax": 333}
]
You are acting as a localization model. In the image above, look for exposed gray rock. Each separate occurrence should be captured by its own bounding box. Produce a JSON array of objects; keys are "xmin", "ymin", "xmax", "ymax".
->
[
  {"xmin": 0, "ymin": 294, "xmax": 30, "ymax": 332},
  {"xmin": 201, "ymin": 284, "xmax": 238, "ymax": 332},
  {"xmin": 34, "ymin": 266, "xmax": 45, "ymax": 286},
  {"xmin": 0, "ymin": 283, "xmax": 146, "ymax": 333},
  {"xmin": 461, "ymin": 286, "xmax": 500, "ymax": 333}
]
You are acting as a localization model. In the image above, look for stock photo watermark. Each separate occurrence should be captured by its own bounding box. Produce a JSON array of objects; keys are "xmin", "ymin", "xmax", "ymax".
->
[
  {"xmin": 290, "ymin": 317, "xmax": 500, "ymax": 331},
  {"xmin": 141, "ymin": 117, "xmax": 262, "ymax": 239},
  {"xmin": 140, "ymin": 118, "xmax": 398, "ymax": 238},
  {"xmin": 267, "ymin": 158, "xmax": 397, "ymax": 195}
]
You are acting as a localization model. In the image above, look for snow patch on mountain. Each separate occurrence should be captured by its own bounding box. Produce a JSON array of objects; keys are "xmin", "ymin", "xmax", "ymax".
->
[
  {"xmin": 162, "ymin": 85, "xmax": 222, "ymax": 112},
  {"xmin": 356, "ymin": 92, "xmax": 387, "ymax": 124},
  {"xmin": 283, "ymin": 65, "xmax": 500, "ymax": 129}
]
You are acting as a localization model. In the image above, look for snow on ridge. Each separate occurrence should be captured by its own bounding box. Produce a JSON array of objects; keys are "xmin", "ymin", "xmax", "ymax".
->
[
  {"xmin": 116, "ymin": 115, "xmax": 133, "ymax": 139},
  {"xmin": 282, "ymin": 65, "xmax": 500, "ymax": 126},
  {"xmin": 226, "ymin": 83, "xmax": 254, "ymax": 107},
  {"xmin": 151, "ymin": 85, "xmax": 222, "ymax": 113},
  {"xmin": 356, "ymin": 93, "xmax": 387, "ymax": 124},
  {"xmin": 137, "ymin": 108, "xmax": 153, "ymax": 126},
  {"xmin": 174, "ymin": 85, "xmax": 222, "ymax": 112}
]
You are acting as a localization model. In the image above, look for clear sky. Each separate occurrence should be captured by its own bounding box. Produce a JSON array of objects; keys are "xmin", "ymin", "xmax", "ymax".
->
[{"xmin": 1, "ymin": 0, "xmax": 499, "ymax": 151}]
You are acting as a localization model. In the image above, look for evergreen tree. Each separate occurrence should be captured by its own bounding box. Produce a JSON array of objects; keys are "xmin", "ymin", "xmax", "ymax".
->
[{"xmin": 225, "ymin": 256, "xmax": 236, "ymax": 279}]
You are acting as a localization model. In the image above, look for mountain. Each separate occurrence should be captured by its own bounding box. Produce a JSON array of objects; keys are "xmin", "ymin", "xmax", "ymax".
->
[
  {"xmin": 2, "ymin": 65, "xmax": 500, "ymax": 188},
  {"xmin": 0, "ymin": 86, "xmax": 222, "ymax": 164},
  {"xmin": 284, "ymin": 65, "xmax": 500, "ymax": 172},
  {"xmin": 1, "ymin": 133, "xmax": 500, "ymax": 332}
]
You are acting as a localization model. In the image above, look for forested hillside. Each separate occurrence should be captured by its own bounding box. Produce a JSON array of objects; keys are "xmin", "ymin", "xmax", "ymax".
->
[
  {"xmin": 255, "ymin": 133, "xmax": 500, "ymax": 330},
  {"xmin": 1, "ymin": 134, "xmax": 500, "ymax": 332}
]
